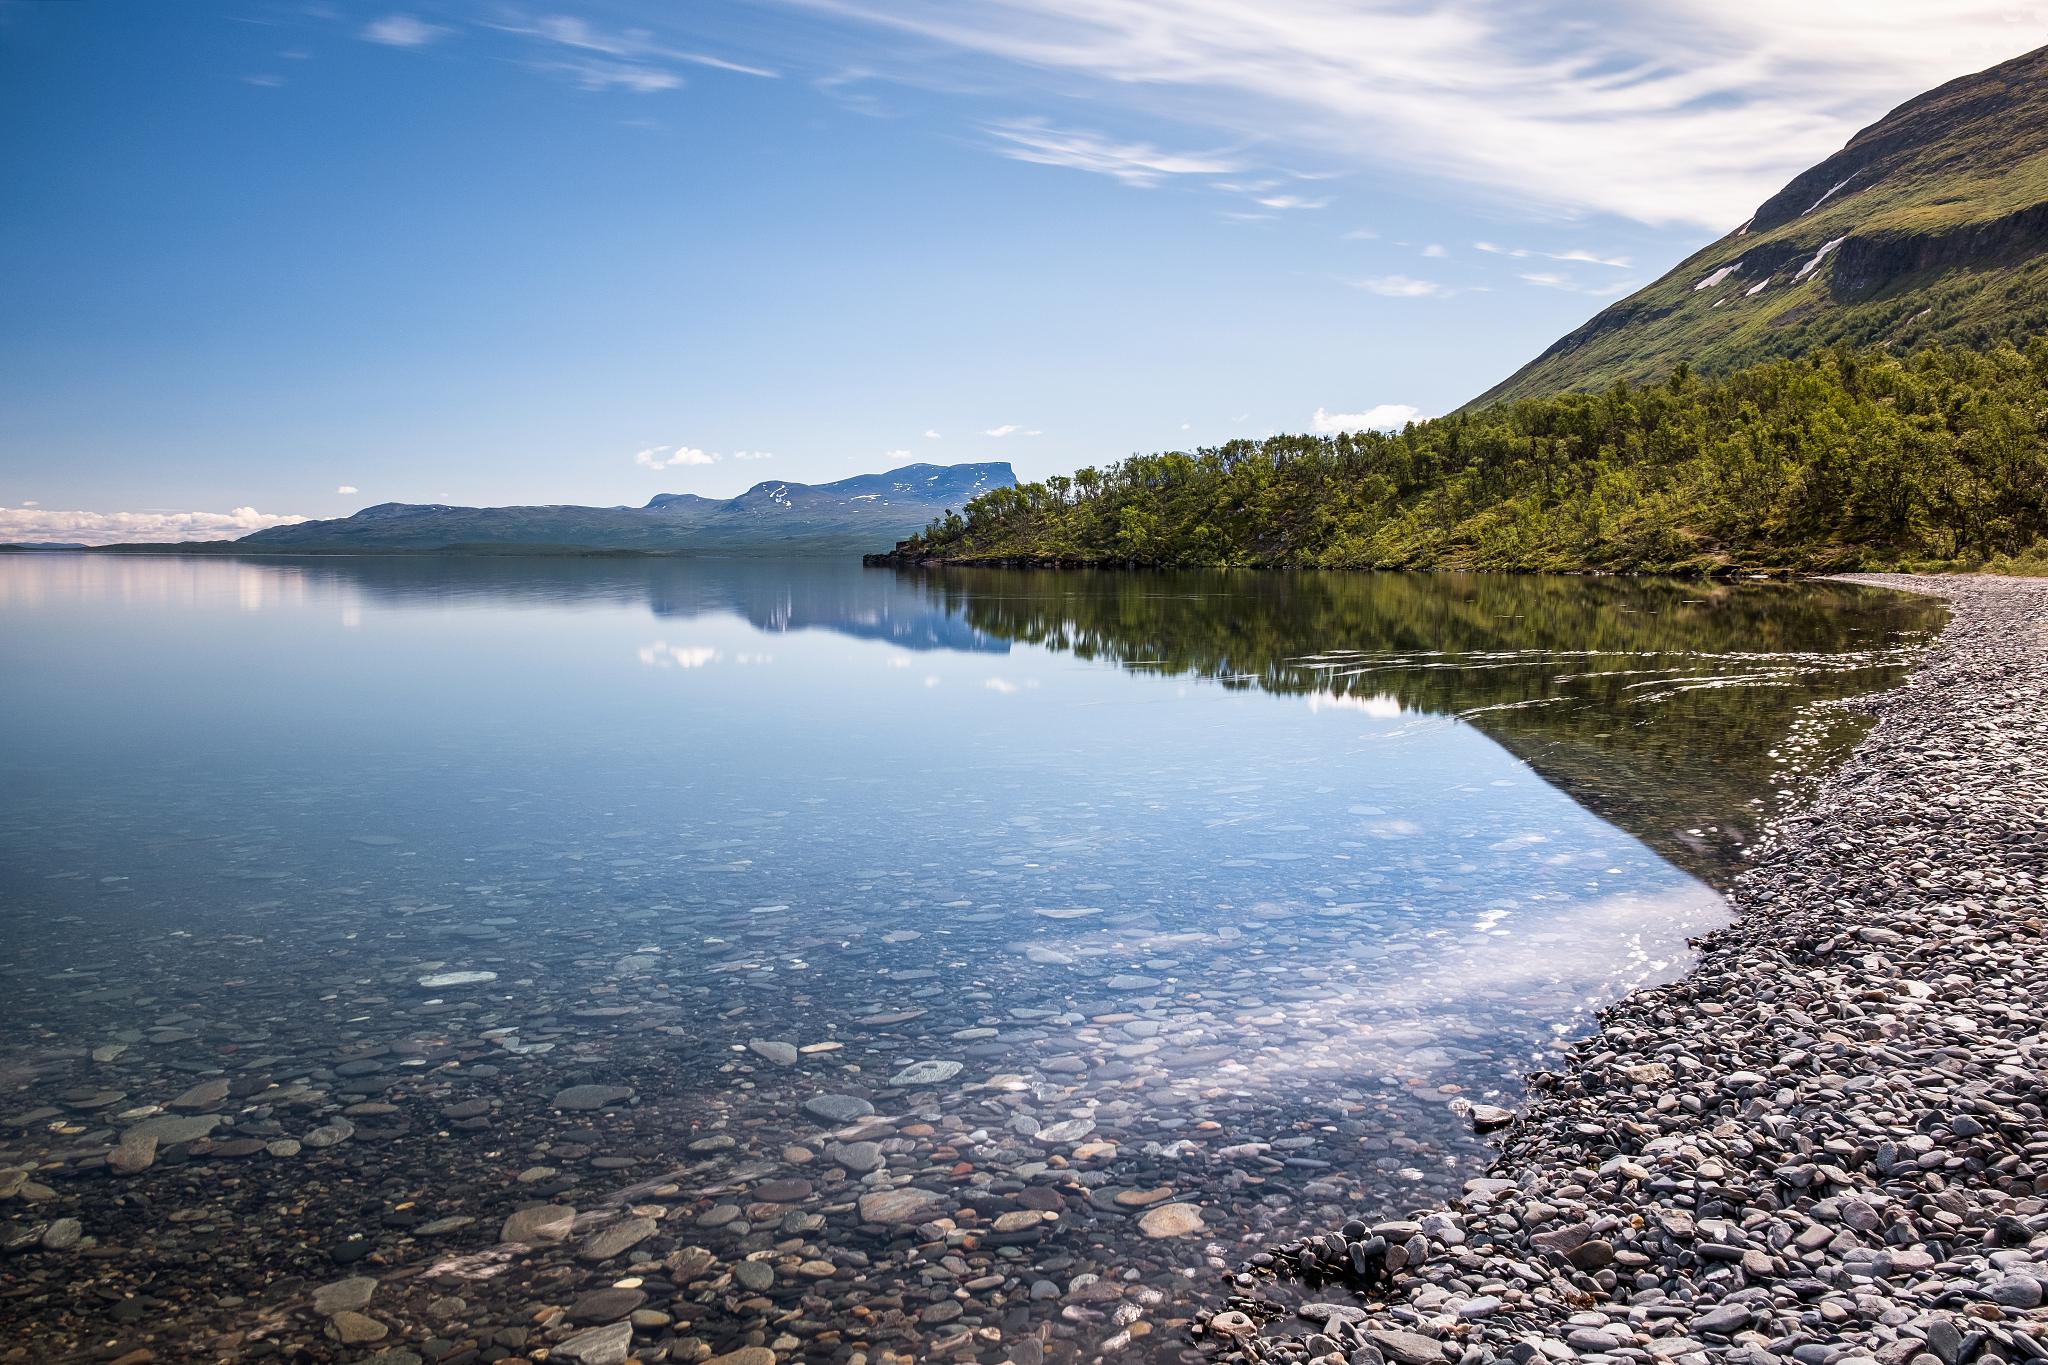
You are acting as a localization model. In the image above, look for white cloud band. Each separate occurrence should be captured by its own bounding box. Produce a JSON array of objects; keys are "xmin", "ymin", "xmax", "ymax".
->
[{"xmin": 0, "ymin": 506, "xmax": 308, "ymax": 546}]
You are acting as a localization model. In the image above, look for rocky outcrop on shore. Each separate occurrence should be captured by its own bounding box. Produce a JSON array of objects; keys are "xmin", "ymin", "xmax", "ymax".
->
[{"xmin": 1209, "ymin": 575, "xmax": 2048, "ymax": 1365}]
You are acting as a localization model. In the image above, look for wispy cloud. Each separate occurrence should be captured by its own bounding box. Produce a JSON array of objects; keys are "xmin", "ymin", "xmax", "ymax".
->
[
  {"xmin": 1312, "ymin": 404, "xmax": 1422, "ymax": 434},
  {"xmin": 337, "ymin": 485, "xmax": 359, "ymax": 494},
  {"xmin": 782, "ymin": 0, "xmax": 2040, "ymax": 226},
  {"xmin": 360, "ymin": 14, "xmax": 448, "ymax": 48},
  {"xmin": 0, "ymin": 506, "xmax": 307, "ymax": 546},
  {"xmin": 1253, "ymin": 192, "xmax": 1329, "ymax": 210},
  {"xmin": 1517, "ymin": 269, "xmax": 1641, "ymax": 296},
  {"xmin": 635, "ymin": 444, "xmax": 718, "ymax": 469},
  {"xmin": 984, "ymin": 118, "xmax": 1238, "ymax": 187},
  {"xmin": 1351, "ymin": 274, "xmax": 1445, "ymax": 299},
  {"xmin": 924, "ymin": 429, "xmax": 941, "ymax": 439},
  {"xmin": 983, "ymin": 423, "xmax": 1021, "ymax": 437},
  {"xmin": 1476, "ymin": 242, "xmax": 1632, "ymax": 268},
  {"xmin": 539, "ymin": 58, "xmax": 682, "ymax": 93},
  {"xmin": 489, "ymin": 14, "xmax": 778, "ymax": 77},
  {"xmin": 731, "ymin": 450, "xmax": 775, "ymax": 461},
  {"xmin": 483, "ymin": 12, "xmax": 778, "ymax": 93}
]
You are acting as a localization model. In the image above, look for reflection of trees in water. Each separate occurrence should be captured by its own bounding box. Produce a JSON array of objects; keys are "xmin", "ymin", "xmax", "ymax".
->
[
  {"xmin": 907, "ymin": 568, "xmax": 1946, "ymax": 886},
  {"xmin": 180, "ymin": 554, "xmax": 1941, "ymax": 886}
]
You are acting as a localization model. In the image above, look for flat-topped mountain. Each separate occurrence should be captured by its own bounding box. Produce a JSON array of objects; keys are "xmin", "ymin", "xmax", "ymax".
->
[
  {"xmin": 1473, "ymin": 44, "xmax": 2048, "ymax": 404},
  {"xmin": 222, "ymin": 462, "xmax": 1014, "ymax": 555}
]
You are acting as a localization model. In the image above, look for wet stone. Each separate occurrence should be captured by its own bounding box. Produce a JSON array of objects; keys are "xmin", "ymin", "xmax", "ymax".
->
[
  {"xmin": 499, "ymin": 1204, "xmax": 576, "ymax": 1244},
  {"xmin": 313, "ymin": 1276, "xmax": 378, "ymax": 1316},
  {"xmin": 887, "ymin": 1060, "xmax": 962, "ymax": 1086},
  {"xmin": 577, "ymin": 1215, "xmax": 657, "ymax": 1262},
  {"xmin": 123, "ymin": 1114, "xmax": 220, "ymax": 1145},
  {"xmin": 858, "ymin": 1188, "xmax": 949, "ymax": 1224},
  {"xmin": 553, "ymin": 1321, "xmax": 634, "ymax": 1365},
  {"xmin": 1136, "ymin": 1202, "xmax": 1204, "ymax": 1238},
  {"xmin": 825, "ymin": 1139, "xmax": 883, "ymax": 1173},
  {"xmin": 107, "ymin": 1134, "xmax": 157, "ymax": 1175},
  {"xmin": 552, "ymin": 1084, "xmax": 633, "ymax": 1112},
  {"xmin": 747, "ymin": 1039, "xmax": 798, "ymax": 1066},
  {"xmin": 569, "ymin": 1286, "xmax": 648, "ymax": 1322},
  {"xmin": 330, "ymin": 1310, "xmax": 387, "ymax": 1345},
  {"xmin": 802, "ymin": 1093, "xmax": 874, "ymax": 1124},
  {"xmin": 168, "ymin": 1077, "xmax": 230, "ymax": 1111}
]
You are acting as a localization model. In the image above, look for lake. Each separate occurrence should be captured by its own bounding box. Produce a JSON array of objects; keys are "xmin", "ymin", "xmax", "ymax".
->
[{"xmin": 0, "ymin": 555, "xmax": 1943, "ymax": 1363}]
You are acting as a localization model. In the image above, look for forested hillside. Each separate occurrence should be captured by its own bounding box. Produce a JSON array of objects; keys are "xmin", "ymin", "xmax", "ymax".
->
[{"xmin": 876, "ymin": 342, "xmax": 2048, "ymax": 575}]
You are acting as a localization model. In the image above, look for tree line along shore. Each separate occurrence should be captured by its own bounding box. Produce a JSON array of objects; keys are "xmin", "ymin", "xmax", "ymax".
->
[{"xmin": 875, "ymin": 342, "xmax": 2048, "ymax": 578}]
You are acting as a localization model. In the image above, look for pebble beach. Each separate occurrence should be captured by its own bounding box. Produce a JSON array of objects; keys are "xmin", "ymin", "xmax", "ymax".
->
[{"xmin": 1209, "ymin": 574, "xmax": 2048, "ymax": 1365}]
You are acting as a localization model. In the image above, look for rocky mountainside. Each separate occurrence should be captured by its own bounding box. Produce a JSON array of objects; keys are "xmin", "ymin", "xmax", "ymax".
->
[
  {"xmin": 1473, "ymin": 44, "xmax": 2048, "ymax": 405},
  {"xmin": 221, "ymin": 463, "xmax": 1014, "ymax": 554}
]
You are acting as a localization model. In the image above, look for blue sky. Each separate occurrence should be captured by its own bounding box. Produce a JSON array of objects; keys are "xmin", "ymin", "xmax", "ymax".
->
[{"xmin": 1, "ymin": 1, "xmax": 2039, "ymax": 541}]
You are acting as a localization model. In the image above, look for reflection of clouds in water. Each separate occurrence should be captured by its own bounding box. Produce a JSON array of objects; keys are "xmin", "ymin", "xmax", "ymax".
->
[
  {"xmin": 1307, "ymin": 691, "xmax": 1403, "ymax": 717},
  {"xmin": 638, "ymin": 641, "xmax": 720, "ymax": 669},
  {"xmin": 995, "ymin": 884, "xmax": 1724, "ymax": 1128}
]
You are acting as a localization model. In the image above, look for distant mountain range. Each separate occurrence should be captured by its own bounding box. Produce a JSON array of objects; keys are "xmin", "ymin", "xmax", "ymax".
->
[
  {"xmin": 96, "ymin": 463, "xmax": 1014, "ymax": 556},
  {"xmin": 1473, "ymin": 44, "xmax": 2048, "ymax": 404}
]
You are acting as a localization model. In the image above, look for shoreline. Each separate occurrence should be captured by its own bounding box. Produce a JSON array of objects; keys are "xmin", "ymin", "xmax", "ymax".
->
[{"xmin": 1208, "ymin": 573, "xmax": 2048, "ymax": 1365}]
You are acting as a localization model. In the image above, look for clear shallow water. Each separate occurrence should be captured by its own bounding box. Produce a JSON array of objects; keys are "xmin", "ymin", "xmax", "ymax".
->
[{"xmin": 0, "ymin": 555, "xmax": 1942, "ymax": 1363}]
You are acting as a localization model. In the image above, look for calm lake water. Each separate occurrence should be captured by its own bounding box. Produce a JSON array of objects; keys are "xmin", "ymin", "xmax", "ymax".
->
[{"xmin": 0, "ymin": 555, "xmax": 1942, "ymax": 1363}]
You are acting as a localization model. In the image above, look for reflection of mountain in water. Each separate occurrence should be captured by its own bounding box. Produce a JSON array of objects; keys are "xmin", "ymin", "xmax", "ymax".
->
[
  {"xmin": 249, "ymin": 555, "xmax": 1013, "ymax": 653},
  {"xmin": 216, "ymin": 555, "xmax": 1940, "ymax": 885}
]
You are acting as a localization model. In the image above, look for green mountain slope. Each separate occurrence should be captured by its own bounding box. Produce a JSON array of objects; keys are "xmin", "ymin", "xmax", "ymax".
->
[{"xmin": 1473, "ymin": 44, "xmax": 2048, "ymax": 405}]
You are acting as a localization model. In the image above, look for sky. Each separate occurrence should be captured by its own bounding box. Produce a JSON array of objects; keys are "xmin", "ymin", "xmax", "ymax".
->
[{"xmin": 0, "ymin": 1, "xmax": 2041, "ymax": 542}]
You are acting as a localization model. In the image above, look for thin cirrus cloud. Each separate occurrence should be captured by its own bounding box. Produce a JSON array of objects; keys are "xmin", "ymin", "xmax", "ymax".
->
[
  {"xmin": 983, "ymin": 118, "xmax": 1239, "ymax": 187},
  {"xmin": 1518, "ymin": 270, "xmax": 1641, "ymax": 297},
  {"xmin": 485, "ymin": 14, "xmax": 781, "ymax": 78},
  {"xmin": 360, "ymin": 14, "xmax": 449, "ymax": 48},
  {"xmin": 359, "ymin": 9, "xmax": 777, "ymax": 94},
  {"xmin": 1476, "ymin": 241, "xmax": 1633, "ymax": 268},
  {"xmin": 1312, "ymin": 404, "xmax": 1423, "ymax": 434},
  {"xmin": 780, "ymin": 0, "xmax": 2039, "ymax": 227},
  {"xmin": 0, "ymin": 506, "xmax": 306, "ymax": 546},
  {"xmin": 1352, "ymin": 274, "xmax": 1446, "ymax": 299}
]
